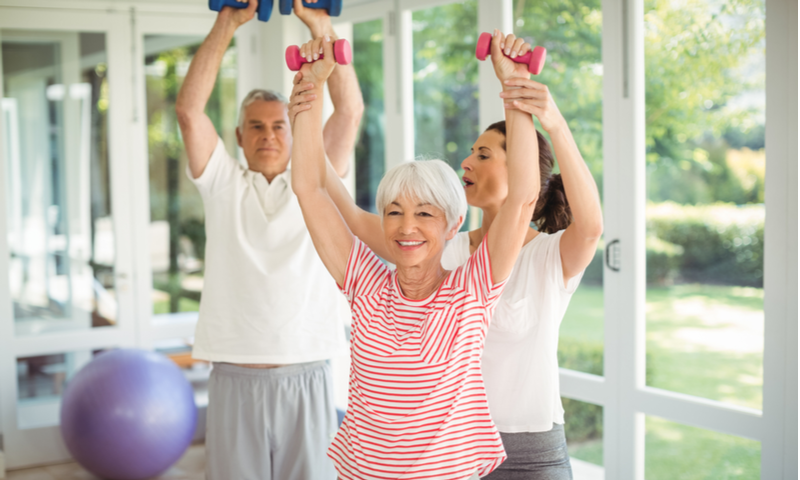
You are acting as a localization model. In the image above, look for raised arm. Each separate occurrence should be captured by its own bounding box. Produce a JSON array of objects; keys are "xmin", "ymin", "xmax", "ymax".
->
[
  {"xmin": 485, "ymin": 31, "xmax": 541, "ymax": 284},
  {"xmin": 501, "ymin": 79, "xmax": 603, "ymax": 284},
  {"xmin": 293, "ymin": 0, "xmax": 365, "ymax": 177},
  {"xmin": 290, "ymin": 74, "xmax": 392, "ymax": 261},
  {"xmin": 291, "ymin": 37, "xmax": 354, "ymax": 286},
  {"xmin": 176, "ymin": 0, "xmax": 256, "ymax": 179}
]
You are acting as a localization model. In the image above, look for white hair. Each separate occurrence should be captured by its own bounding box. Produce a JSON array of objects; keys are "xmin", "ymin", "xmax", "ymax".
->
[
  {"xmin": 237, "ymin": 89, "xmax": 288, "ymax": 129},
  {"xmin": 375, "ymin": 159, "xmax": 467, "ymax": 232}
]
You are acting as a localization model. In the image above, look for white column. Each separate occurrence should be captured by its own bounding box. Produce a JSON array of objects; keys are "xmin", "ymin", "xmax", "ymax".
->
[
  {"xmin": 235, "ymin": 18, "xmax": 264, "ymax": 101},
  {"xmin": 258, "ymin": 14, "xmax": 307, "ymax": 98},
  {"xmin": 602, "ymin": 0, "xmax": 646, "ymax": 478},
  {"xmin": 0, "ymin": 19, "xmax": 14, "ymax": 468},
  {"xmin": 384, "ymin": 5, "xmax": 414, "ymax": 169},
  {"xmin": 761, "ymin": 0, "xmax": 798, "ymax": 478},
  {"xmin": 477, "ymin": 0, "xmax": 512, "ymax": 130}
]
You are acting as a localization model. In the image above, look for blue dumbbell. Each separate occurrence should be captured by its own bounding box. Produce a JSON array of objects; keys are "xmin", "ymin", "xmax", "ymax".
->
[
  {"xmin": 279, "ymin": 0, "xmax": 342, "ymax": 17},
  {"xmin": 209, "ymin": 0, "xmax": 274, "ymax": 22}
]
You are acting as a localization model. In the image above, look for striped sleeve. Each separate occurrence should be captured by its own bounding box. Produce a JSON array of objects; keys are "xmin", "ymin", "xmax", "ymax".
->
[
  {"xmin": 340, "ymin": 237, "xmax": 389, "ymax": 304},
  {"xmin": 463, "ymin": 237, "xmax": 507, "ymax": 309}
]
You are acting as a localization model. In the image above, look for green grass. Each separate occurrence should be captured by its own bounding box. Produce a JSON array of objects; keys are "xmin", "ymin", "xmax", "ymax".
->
[
  {"xmin": 560, "ymin": 284, "xmax": 763, "ymax": 475},
  {"xmin": 645, "ymin": 416, "xmax": 761, "ymax": 480},
  {"xmin": 152, "ymin": 296, "xmax": 200, "ymax": 315}
]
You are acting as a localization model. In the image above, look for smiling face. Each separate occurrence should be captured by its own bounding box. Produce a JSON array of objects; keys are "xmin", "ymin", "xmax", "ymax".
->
[
  {"xmin": 236, "ymin": 100, "xmax": 293, "ymax": 182},
  {"xmin": 383, "ymin": 194, "xmax": 459, "ymax": 270},
  {"xmin": 460, "ymin": 130, "xmax": 508, "ymax": 210}
]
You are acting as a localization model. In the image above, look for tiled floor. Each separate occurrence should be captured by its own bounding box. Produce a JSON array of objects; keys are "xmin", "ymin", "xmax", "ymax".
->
[{"xmin": 5, "ymin": 444, "xmax": 205, "ymax": 480}]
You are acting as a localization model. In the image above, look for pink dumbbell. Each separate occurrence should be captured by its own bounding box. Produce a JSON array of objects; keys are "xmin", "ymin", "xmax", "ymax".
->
[
  {"xmin": 475, "ymin": 32, "xmax": 546, "ymax": 75},
  {"xmin": 285, "ymin": 39, "xmax": 352, "ymax": 72}
]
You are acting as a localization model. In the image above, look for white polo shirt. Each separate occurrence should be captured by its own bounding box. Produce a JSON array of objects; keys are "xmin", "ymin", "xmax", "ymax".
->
[{"xmin": 187, "ymin": 137, "xmax": 350, "ymax": 364}]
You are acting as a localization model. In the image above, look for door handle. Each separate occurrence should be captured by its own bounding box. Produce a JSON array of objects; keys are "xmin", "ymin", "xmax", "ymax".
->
[{"xmin": 605, "ymin": 239, "xmax": 620, "ymax": 272}]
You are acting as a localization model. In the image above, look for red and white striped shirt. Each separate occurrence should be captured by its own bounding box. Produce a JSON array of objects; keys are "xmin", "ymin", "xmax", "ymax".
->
[{"xmin": 328, "ymin": 238, "xmax": 508, "ymax": 480}]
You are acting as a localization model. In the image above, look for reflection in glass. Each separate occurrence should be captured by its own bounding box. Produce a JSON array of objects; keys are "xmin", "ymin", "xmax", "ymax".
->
[
  {"xmin": 16, "ymin": 350, "xmax": 102, "ymax": 429},
  {"xmin": 144, "ymin": 35, "xmax": 238, "ymax": 316},
  {"xmin": 644, "ymin": 0, "xmax": 765, "ymax": 410},
  {"xmin": 352, "ymin": 20, "xmax": 385, "ymax": 213},
  {"xmin": 514, "ymin": 0, "xmax": 604, "ymax": 376},
  {"xmin": 412, "ymin": 0, "xmax": 478, "ymax": 230},
  {"xmin": 645, "ymin": 416, "xmax": 760, "ymax": 479},
  {"xmin": 3, "ymin": 31, "xmax": 116, "ymax": 336}
]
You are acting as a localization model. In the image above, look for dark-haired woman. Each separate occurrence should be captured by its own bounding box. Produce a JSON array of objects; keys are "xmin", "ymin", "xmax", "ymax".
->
[
  {"xmin": 289, "ymin": 33, "xmax": 602, "ymax": 480},
  {"xmin": 440, "ymin": 69, "xmax": 603, "ymax": 478}
]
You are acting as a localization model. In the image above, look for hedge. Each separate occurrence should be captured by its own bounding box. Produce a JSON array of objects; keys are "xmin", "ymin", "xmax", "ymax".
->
[
  {"xmin": 647, "ymin": 202, "xmax": 764, "ymax": 287},
  {"xmin": 578, "ymin": 202, "xmax": 764, "ymax": 287}
]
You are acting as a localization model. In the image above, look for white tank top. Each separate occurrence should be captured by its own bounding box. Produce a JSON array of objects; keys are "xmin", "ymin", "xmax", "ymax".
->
[{"xmin": 441, "ymin": 230, "xmax": 583, "ymax": 432}]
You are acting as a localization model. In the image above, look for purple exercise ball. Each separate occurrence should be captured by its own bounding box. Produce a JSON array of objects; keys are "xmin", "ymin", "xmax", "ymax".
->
[{"xmin": 60, "ymin": 349, "xmax": 197, "ymax": 480}]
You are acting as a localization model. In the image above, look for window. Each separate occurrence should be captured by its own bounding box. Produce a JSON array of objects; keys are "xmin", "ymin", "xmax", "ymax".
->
[
  {"xmin": 353, "ymin": 19, "xmax": 385, "ymax": 213},
  {"xmin": 144, "ymin": 35, "xmax": 237, "ymax": 317},
  {"xmin": 3, "ymin": 31, "xmax": 115, "ymax": 336},
  {"xmin": 514, "ymin": 0, "xmax": 605, "ymax": 378},
  {"xmin": 412, "ymin": 0, "xmax": 479, "ymax": 230}
]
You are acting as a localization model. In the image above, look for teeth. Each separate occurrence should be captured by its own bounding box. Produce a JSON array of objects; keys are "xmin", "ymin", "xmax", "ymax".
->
[{"xmin": 398, "ymin": 241, "xmax": 424, "ymax": 246}]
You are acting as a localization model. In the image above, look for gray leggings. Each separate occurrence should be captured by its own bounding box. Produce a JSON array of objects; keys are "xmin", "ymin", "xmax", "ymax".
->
[{"xmin": 483, "ymin": 424, "xmax": 573, "ymax": 480}]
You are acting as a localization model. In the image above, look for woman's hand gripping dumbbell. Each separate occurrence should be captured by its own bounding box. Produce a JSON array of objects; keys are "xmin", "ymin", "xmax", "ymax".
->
[
  {"xmin": 285, "ymin": 37, "xmax": 352, "ymax": 71},
  {"xmin": 476, "ymin": 31, "xmax": 546, "ymax": 75}
]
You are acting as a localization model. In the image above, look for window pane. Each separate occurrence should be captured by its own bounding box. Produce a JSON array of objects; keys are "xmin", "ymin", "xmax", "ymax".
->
[
  {"xmin": 353, "ymin": 19, "xmax": 385, "ymax": 213},
  {"xmin": 3, "ymin": 31, "xmax": 116, "ymax": 336},
  {"xmin": 144, "ymin": 35, "xmax": 238, "ymax": 317},
  {"xmin": 644, "ymin": 0, "xmax": 765, "ymax": 410},
  {"xmin": 17, "ymin": 350, "xmax": 103, "ymax": 429},
  {"xmin": 514, "ymin": 0, "xmax": 604, "ymax": 376},
  {"xmin": 645, "ymin": 416, "xmax": 760, "ymax": 479},
  {"xmin": 563, "ymin": 397, "xmax": 604, "ymax": 474},
  {"xmin": 412, "ymin": 0, "xmax": 479, "ymax": 230}
]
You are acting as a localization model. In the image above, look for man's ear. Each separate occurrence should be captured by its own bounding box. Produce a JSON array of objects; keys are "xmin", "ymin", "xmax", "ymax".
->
[{"xmin": 236, "ymin": 127, "xmax": 243, "ymax": 148}]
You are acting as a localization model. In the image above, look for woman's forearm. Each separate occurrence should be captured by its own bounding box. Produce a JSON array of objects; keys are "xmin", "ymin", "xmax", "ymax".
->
[
  {"xmin": 504, "ymin": 99, "xmax": 540, "ymax": 208},
  {"xmin": 292, "ymin": 87, "xmax": 328, "ymax": 196}
]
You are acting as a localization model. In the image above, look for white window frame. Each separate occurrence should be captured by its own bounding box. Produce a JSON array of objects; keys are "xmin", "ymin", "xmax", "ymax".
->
[
  {"xmin": 0, "ymin": 0, "xmax": 795, "ymax": 476},
  {"xmin": 0, "ymin": 7, "xmax": 138, "ymax": 468}
]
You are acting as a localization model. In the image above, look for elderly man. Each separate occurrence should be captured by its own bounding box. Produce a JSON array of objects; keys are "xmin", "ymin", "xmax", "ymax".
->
[{"xmin": 174, "ymin": 0, "xmax": 363, "ymax": 478}]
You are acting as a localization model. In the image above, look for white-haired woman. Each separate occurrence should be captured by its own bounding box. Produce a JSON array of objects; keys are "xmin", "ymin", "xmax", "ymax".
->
[
  {"xmin": 293, "ymin": 31, "xmax": 602, "ymax": 479},
  {"xmin": 290, "ymin": 32, "xmax": 539, "ymax": 480}
]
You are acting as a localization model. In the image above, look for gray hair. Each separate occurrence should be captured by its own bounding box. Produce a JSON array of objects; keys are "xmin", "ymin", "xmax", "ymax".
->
[
  {"xmin": 375, "ymin": 159, "xmax": 467, "ymax": 232},
  {"xmin": 237, "ymin": 89, "xmax": 288, "ymax": 129}
]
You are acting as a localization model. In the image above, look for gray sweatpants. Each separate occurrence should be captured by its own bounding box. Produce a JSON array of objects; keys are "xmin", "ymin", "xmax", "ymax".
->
[
  {"xmin": 483, "ymin": 424, "xmax": 573, "ymax": 480},
  {"xmin": 206, "ymin": 361, "xmax": 338, "ymax": 480}
]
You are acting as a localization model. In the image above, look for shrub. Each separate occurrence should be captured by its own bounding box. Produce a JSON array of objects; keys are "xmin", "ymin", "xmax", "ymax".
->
[
  {"xmin": 559, "ymin": 341, "xmax": 603, "ymax": 443},
  {"xmin": 646, "ymin": 236, "xmax": 684, "ymax": 285},
  {"xmin": 647, "ymin": 202, "xmax": 764, "ymax": 287},
  {"xmin": 579, "ymin": 202, "xmax": 764, "ymax": 287}
]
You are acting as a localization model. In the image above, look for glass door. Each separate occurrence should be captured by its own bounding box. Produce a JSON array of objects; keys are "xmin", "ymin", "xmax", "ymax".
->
[
  {"xmin": 0, "ymin": 9, "xmax": 135, "ymax": 469},
  {"xmin": 642, "ymin": 0, "xmax": 765, "ymax": 476}
]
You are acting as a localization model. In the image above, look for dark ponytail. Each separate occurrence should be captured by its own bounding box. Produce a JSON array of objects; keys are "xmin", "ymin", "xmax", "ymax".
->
[
  {"xmin": 484, "ymin": 121, "xmax": 572, "ymax": 234},
  {"xmin": 533, "ymin": 173, "xmax": 571, "ymax": 234}
]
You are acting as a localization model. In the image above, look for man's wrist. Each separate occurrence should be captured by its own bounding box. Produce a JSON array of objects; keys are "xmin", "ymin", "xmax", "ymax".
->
[{"xmin": 215, "ymin": 10, "xmax": 242, "ymax": 34}]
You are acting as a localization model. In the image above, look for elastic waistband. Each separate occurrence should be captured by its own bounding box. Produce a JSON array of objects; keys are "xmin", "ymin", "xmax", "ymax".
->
[{"xmin": 212, "ymin": 360, "xmax": 328, "ymax": 379}]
